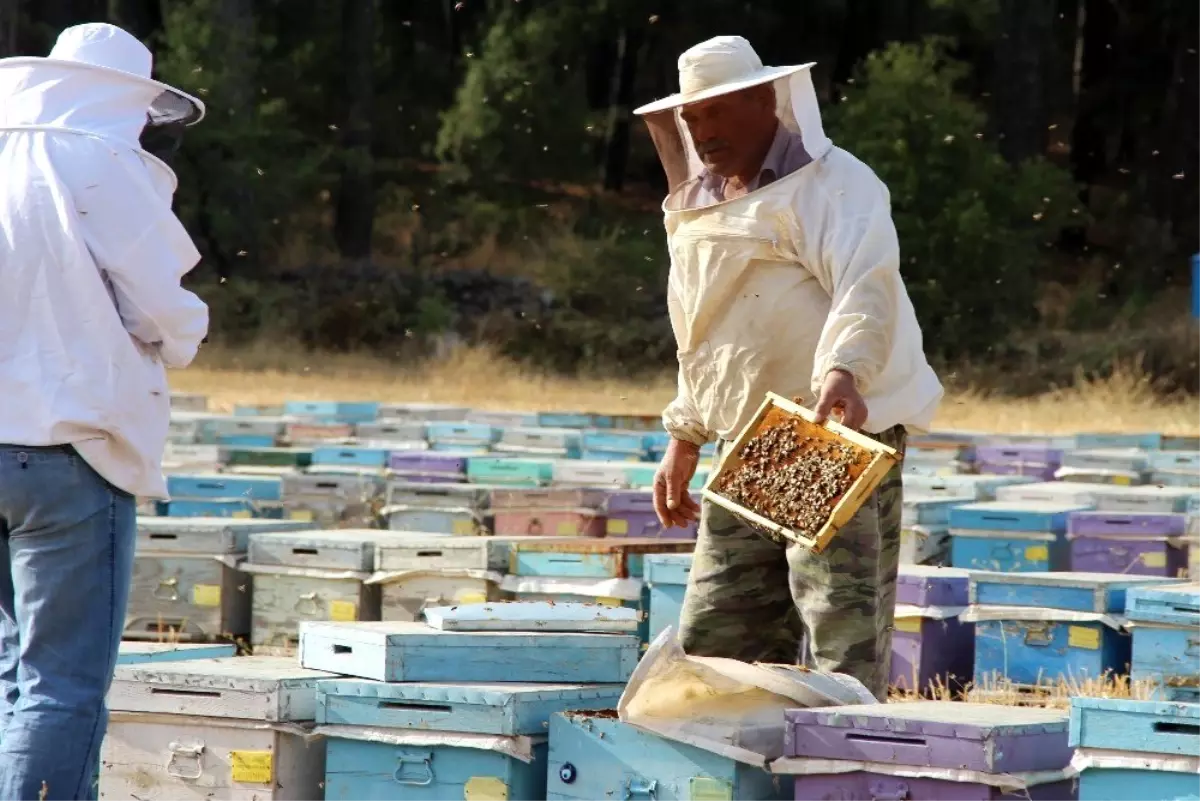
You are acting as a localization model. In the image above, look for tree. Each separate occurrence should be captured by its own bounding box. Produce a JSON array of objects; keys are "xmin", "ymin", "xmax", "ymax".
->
[{"xmin": 333, "ymin": 0, "xmax": 377, "ymax": 260}]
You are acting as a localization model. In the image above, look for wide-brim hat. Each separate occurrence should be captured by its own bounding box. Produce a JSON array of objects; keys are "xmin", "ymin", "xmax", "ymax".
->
[
  {"xmin": 0, "ymin": 22, "xmax": 205, "ymax": 126},
  {"xmin": 634, "ymin": 35, "xmax": 813, "ymax": 116}
]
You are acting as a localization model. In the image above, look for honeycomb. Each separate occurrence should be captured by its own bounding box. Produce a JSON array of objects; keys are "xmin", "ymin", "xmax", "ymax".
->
[{"xmin": 715, "ymin": 408, "xmax": 873, "ymax": 540}]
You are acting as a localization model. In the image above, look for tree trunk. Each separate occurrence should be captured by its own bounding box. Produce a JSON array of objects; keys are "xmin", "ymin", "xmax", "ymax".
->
[
  {"xmin": 600, "ymin": 25, "xmax": 642, "ymax": 192},
  {"xmin": 992, "ymin": 0, "xmax": 1058, "ymax": 164},
  {"xmin": 334, "ymin": 0, "xmax": 377, "ymax": 261},
  {"xmin": 0, "ymin": 0, "xmax": 18, "ymax": 58},
  {"xmin": 1069, "ymin": 0, "xmax": 1118, "ymax": 185}
]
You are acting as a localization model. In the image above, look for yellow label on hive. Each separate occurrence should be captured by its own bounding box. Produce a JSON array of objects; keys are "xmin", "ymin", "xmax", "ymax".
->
[
  {"xmin": 606, "ymin": 518, "xmax": 630, "ymax": 535},
  {"xmin": 192, "ymin": 584, "xmax": 221, "ymax": 607},
  {"xmin": 231, "ymin": 510, "xmax": 252, "ymax": 519},
  {"xmin": 330, "ymin": 600, "xmax": 358, "ymax": 621},
  {"xmin": 689, "ymin": 776, "xmax": 734, "ymax": 801},
  {"xmin": 1141, "ymin": 551, "xmax": 1167, "ymax": 568},
  {"xmin": 458, "ymin": 591, "xmax": 488, "ymax": 604},
  {"xmin": 289, "ymin": 509, "xmax": 314, "ymax": 522},
  {"xmin": 230, "ymin": 750, "xmax": 273, "ymax": 784},
  {"xmin": 452, "ymin": 519, "xmax": 476, "ymax": 536},
  {"xmin": 893, "ymin": 617, "xmax": 922, "ymax": 634},
  {"xmin": 597, "ymin": 597, "xmax": 622, "ymax": 607},
  {"xmin": 1113, "ymin": 475, "xmax": 1132, "ymax": 486},
  {"xmin": 1068, "ymin": 625, "xmax": 1101, "ymax": 650},
  {"xmin": 556, "ymin": 520, "xmax": 577, "ymax": 535},
  {"xmin": 464, "ymin": 776, "xmax": 509, "ymax": 800},
  {"xmin": 1024, "ymin": 545, "xmax": 1050, "ymax": 562}
]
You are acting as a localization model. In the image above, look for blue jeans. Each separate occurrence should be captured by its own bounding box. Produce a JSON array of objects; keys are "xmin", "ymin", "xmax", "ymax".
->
[{"xmin": 0, "ymin": 445, "xmax": 136, "ymax": 800}]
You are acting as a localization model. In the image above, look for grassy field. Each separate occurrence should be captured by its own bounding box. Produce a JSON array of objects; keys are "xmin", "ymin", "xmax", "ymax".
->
[{"xmin": 172, "ymin": 344, "xmax": 1200, "ymax": 435}]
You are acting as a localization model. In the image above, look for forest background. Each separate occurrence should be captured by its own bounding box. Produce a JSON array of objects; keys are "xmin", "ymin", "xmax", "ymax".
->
[{"xmin": 2, "ymin": 0, "xmax": 1197, "ymax": 399}]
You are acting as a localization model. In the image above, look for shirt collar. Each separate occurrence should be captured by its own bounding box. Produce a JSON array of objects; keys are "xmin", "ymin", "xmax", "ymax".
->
[{"xmin": 698, "ymin": 122, "xmax": 793, "ymax": 199}]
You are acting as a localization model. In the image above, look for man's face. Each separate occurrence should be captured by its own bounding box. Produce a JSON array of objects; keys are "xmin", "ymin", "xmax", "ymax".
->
[{"xmin": 680, "ymin": 85, "xmax": 776, "ymax": 179}]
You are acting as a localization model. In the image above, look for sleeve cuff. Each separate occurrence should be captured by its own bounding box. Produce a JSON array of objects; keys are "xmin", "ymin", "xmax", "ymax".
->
[
  {"xmin": 812, "ymin": 359, "xmax": 871, "ymax": 397},
  {"xmin": 662, "ymin": 419, "xmax": 712, "ymax": 448}
]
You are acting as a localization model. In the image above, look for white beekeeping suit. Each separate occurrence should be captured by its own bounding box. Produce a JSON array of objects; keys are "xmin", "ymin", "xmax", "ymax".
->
[
  {"xmin": 635, "ymin": 37, "xmax": 943, "ymax": 446},
  {"xmin": 0, "ymin": 23, "xmax": 209, "ymax": 499}
]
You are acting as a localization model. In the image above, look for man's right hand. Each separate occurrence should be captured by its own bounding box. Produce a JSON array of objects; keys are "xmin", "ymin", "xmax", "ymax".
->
[{"xmin": 653, "ymin": 438, "xmax": 702, "ymax": 528}]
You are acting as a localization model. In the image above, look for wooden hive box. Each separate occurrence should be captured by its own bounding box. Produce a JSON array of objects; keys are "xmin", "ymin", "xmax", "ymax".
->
[{"xmin": 702, "ymin": 393, "xmax": 900, "ymax": 553}]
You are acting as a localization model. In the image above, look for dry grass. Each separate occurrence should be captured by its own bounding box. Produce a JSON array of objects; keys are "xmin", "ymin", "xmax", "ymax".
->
[
  {"xmin": 170, "ymin": 343, "xmax": 1200, "ymax": 435},
  {"xmin": 888, "ymin": 672, "xmax": 1159, "ymax": 708}
]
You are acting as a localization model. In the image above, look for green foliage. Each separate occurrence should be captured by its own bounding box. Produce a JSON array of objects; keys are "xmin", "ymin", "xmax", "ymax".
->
[
  {"xmin": 154, "ymin": 0, "xmax": 331, "ymax": 269},
  {"xmin": 435, "ymin": 4, "xmax": 604, "ymax": 184},
  {"xmin": 827, "ymin": 37, "xmax": 1082, "ymax": 359}
]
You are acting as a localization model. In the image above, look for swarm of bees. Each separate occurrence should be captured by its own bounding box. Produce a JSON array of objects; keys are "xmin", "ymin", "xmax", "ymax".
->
[{"xmin": 716, "ymin": 419, "xmax": 864, "ymax": 538}]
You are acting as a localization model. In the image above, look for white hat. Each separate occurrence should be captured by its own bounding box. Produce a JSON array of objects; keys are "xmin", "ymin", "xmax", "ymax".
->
[
  {"xmin": 0, "ymin": 22, "xmax": 205, "ymax": 125},
  {"xmin": 633, "ymin": 36, "xmax": 813, "ymax": 116}
]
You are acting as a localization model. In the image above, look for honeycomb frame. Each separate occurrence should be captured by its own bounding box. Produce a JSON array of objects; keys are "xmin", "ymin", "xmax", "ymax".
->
[{"xmin": 702, "ymin": 393, "xmax": 902, "ymax": 553}]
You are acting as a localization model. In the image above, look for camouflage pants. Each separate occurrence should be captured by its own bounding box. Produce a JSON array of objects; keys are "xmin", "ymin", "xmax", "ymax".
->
[{"xmin": 677, "ymin": 425, "xmax": 907, "ymax": 701}]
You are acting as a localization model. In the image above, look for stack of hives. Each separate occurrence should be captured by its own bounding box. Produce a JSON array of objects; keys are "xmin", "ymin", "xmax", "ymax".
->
[{"xmin": 300, "ymin": 604, "xmax": 637, "ymax": 798}]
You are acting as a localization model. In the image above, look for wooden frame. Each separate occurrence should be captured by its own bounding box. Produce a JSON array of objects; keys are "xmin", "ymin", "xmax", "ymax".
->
[{"xmin": 701, "ymin": 392, "xmax": 900, "ymax": 553}]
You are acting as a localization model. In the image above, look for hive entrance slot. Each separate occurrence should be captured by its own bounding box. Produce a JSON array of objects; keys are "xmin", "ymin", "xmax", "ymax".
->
[
  {"xmin": 1153, "ymin": 722, "xmax": 1200, "ymax": 736},
  {"xmin": 845, "ymin": 732, "xmax": 928, "ymax": 747},
  {"xmin": 151, "ymin": 688, "xmax": 222, "ymax": 698},
  {"xmin": 380, "ymin": 702, "xmax": 453, "ymax": 713}
]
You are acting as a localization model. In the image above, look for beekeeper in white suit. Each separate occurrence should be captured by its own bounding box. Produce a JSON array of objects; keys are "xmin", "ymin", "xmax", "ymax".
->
[
  {"xmin": 639, "ymin": 36, "xmax": 943, "ymax": 699},
  {"xmin": 0, "ymin": 22, "xmax": 207, "ymax": 799}
]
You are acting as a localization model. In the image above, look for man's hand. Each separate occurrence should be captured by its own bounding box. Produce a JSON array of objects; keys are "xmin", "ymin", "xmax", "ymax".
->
[
  {"xmin": 813, "ymin": 368, "xmax": 868, "ymax": 430},
  {"xmin": 653, "ymin": 438, "xmax": 702, "ymax": 528}
]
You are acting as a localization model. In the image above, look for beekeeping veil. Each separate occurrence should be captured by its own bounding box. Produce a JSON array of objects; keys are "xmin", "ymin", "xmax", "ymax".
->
[
  {"xmin": 634, "ymin": 36, "xmax": 831, "ymax": 211},
  {"xmin": 0, "ymin": 22, "xmax": 205, "ymax": 193}
]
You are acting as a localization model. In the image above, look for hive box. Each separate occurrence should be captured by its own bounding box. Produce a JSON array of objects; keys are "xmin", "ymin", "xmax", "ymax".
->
[
  {"xmin": 779, "ymin": 702, "xmax": 1075, "ymax": 800},
  {"xmin": 948, "ymin": 501, "xmax": 1088, "ymax": 572},
  {"xmin": 1067, "ymin": 512, "xmax": 1190, "ymax": 577},
  {"xmin": 100, "ymin": 657, "xmax": 334, "ymax": 800},
  {"xmin": 645, "ymin": 553, "xmax": 693, "ymax": 643},
  {"xmin": 298, "ymin": 620, "xmax": 640, "ymax": 684},
  {"xmin": 547, "ymin": 712, "xmax": 784, "ymax": 801},
  {"xmin": 316, "ymin": 680, "xmax": 625, "ymax": 735},
  {"xmin": 891, "ymin": 566, "xmax": 974, "ymax": 693},
  {"xmin": 124, "ymin": 517, "xmax": 310, "ymax": 642},
  {"xmin": 1125, "ymin": 582, "xmax": 1200, "ymax": 703},
  {"xmin": 1070, "ymin": 697, "xmax": 1200, "ymax": 801},
  {"xmin": 605, "ymin": 489, "xmax": 698, "ymax": 539},
  {"xmin": 369, "ymin": 534, "xmax": 519, "ymax": 621}
]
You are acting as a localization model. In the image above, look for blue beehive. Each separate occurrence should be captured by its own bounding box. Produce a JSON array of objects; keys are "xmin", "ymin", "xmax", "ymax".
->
[
  {"xmin": 948, "ymin": 501, "xmax": 1089, "ymax": 572},
  {"xmin": 467, "ymin": 456, "xmax": 554, "ymax": 487},
  {"xmin": 427, "ymin": 421, "xmax": 498, "ymax": 453},
  {"xmin": 1126, "ymin": 582, "xmax": 1200, "ymax": 703},
  {"xmin": 548, "ymin": 712, "xmax": 784, "ymax": 801},
  {"xmin": 298, "ymin": 620, "xmax": 640, "ymax": 684},
  {"xmin": 316, "ymin": 679, "xmax": 625, "ymax": 735},
  {"xmin": 645, "ymin": 553, "xmax": 692, "ymax": 643},
  {"xmin": 1070, "ymin": 697, "xmax": 1200, "ymax": 801},
  {"xmin": 581, "ymin": 429, "xmax": 650, "ymax": 461},
  {"xmin": 966, "ymin": 572, "xmax": 1173, "ymax": 689},
  {"xmin": 116, "ymin": 641, "xmax": 236, "ymax": 664},
  {"xmin": 311, "ymin": 445, "xmax": 390, "ymax": 468}
]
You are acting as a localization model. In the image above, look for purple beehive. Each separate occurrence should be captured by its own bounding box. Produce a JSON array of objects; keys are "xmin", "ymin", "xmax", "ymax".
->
[
  {"xmin": 896, "ymin": 565, "xmax": 971, "ymax": 607},
  {"xmin": 892, "ymin": 566, "xmax": 974, "ymax": 693},
  {"xmin": 974, "ymin": 445, "xmax": 1063, "ymax": 482},
  {"xmin": 784, "ymin": 702, "xmax": 1075, "ymax": 801},
  {"xmin": 604, "ymin": 490, "xmax": 697, "ymax": 539},
  {"xmin": 386, "ymin": 452, "xmax": 468, "ymax": 483},
  {"xmin": 1067, "ymin": 511, "xmax": 1190, "ymax": 577}
]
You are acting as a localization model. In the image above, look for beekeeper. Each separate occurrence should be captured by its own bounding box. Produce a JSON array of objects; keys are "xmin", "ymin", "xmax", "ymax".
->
[
  {"xmin": 0, "ymin": 22, "xmax": 207, "ymax": 799},
  {"xmin": 638, "ymin": 36, "xmax": 943, "ymax": 700}
]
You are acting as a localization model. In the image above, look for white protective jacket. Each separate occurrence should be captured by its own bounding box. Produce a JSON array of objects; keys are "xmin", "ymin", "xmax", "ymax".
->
[
  {"xmin": 658, "ymin": 72, "xmax": 943, "ymax": 446},
  {"xmin": 0, "ymin": 57, "xmax": 208, "ymax": 499}
]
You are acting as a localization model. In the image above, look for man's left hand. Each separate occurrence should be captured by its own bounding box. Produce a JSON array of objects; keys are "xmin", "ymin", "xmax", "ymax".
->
[{"xmin": 813, "ymin": 368, "xmax": 868, "ymax": 430}]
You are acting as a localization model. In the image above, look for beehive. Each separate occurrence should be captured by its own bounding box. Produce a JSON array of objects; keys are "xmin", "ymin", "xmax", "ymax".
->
[{"xmin": 703, "ymin": 393, "xmax": 900, "ymax": 552}]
